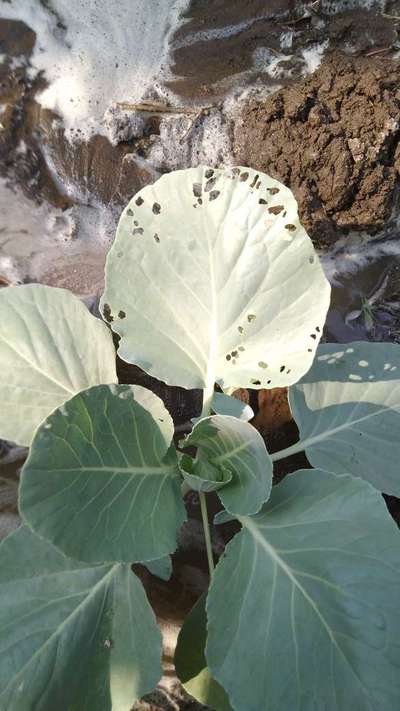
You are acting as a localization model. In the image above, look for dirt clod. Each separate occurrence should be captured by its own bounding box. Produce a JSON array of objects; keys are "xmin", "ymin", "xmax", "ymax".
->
[{"xmin": 234, "ymin": 54, "xmax": 400, "ymax": 246}]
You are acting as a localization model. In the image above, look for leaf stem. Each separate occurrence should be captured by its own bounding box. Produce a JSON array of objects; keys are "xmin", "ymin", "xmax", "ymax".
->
[
  {"xmin": 181, "ymin": 480, "xmax": 191, "ymax": 497},
  {"xmin": 200, "ymin": 380, "xmax": 215, "ymax": 419},
  {"xmin": 198, "ymin": 381, "xmax": 215, "ymax": 578},
  {"xmin": 271, "ymin": 440, "xmax": 306, "ymax": 462},
  {"xmin": 200, "ymin": 491, "xmax": 215, "ymax": 577}
]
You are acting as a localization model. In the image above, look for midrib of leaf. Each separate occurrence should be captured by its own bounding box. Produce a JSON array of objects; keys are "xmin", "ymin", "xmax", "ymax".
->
[
  {"xmin": 240, "ymin": 516, "xmax": 373, "ymax": 705},
  {"xmin": 34, "ymin": 464, "xmax": 178, "ymax": 476},
  {"xmin": 0, "ymin": 333, "xmax": 73, "ymax": 395},
  {"xmin": 272, "ymin": 401, "xmax": 400, "ymax": 462},
  {"xmin": 0, "ymin": 563, "xmax": 120, "ymax": 698},
  {"xmin": 205, "ymin": 232, "xmax": 218, "ymax": 394},
  {"xmin": 213, "ymin": 440, "xmax": 251, "ymax": 464}
]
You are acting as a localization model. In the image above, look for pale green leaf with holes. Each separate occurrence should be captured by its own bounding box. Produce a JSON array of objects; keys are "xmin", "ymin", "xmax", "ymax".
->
[
  {"xmin": 20, "ymin": 384, "xmax": 186, "ymax": 563},
  {"xmin": 0, "ymin": 526, "xmax": 162, "ymax": 711},
  {"xmin": 288, "ymin": 342, "xmax": 400, "ymax": 495},
  {"xmin": 206, "ymin": 469, "xmax": 400, "ymax": 711},
  {"xmin": 180, "ymin": 415, "xmax": 272, "ymax": 514},
  {"xmin": 0, "ymin": 285, "xmax": 117, "ymax": 446},
  {"xmin": 101, "ymin": 166, "xmax": 330, "ymax": 392}
]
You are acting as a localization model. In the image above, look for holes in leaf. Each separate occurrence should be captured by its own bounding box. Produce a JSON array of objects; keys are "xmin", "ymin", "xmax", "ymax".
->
[
  {"xmin": 226, "ymin": 354, "xmax": 231, "ymax": 361},
  {"xmin": 193, "ymin": 183, "xmax": 202, "ymax": 197},
  {"xmin": 268, "ymin": 205, "xmax": 284, "ymax": 215},
  {"xmin": 240, "ymin": 171, "xmax": 249, "ymax": 181},
  {"xmin": 127, "ymin": 208, "xmax": 133, "ymax": 216},
  {"xmin": 209, "ymin": 190, "xmax": 220, "ymax": 201},
  {"xmin": 152, "ymin": 202, "xmax": 161, "ymax": 214},
  {"xmin": 316, "ymin": 326, "xmax": 320, "ymax": 332},
  {"xmin": 280, "ymin": 365, "xmax": 285, "ymax": 373},
  {"xmin": 285, "ymin": 224, "xmax": 296, "ymax": 232},
  {"xmin": 153, "ymin": 233, "xmax": 160, "ymax": 243},
  {"xmin": 134, "ymin": 220, "xmax": 139, "ymax": 226},
  {"xmin": 205, "ymin": 169, "xmax": 214, "ymax": 179},
  {"xmin": 239, "ymin": 346, "xmax": 245, "ymax": 352},
  {"xmin": 250, "ymin": 378, "xmax": 261, "ymax": 385},
  {"xmin": 258, "ymin": 361, "xmax": 268, "ymax": 369},
  {"xmin": 310, "ymin": 334, "xmax": 316, "ymax": 339},
  {"xmin": 250, "ymin": 174, "xmax": 259, "ymax": 189},
  {"xmin": 118, "ymin": 310, "xmax": 126, "ymax": 319},
  {"xmin": 103, "ymin": 303, "xmax": 113, "ymax": 323},
  {"xmin": 238, "ymin": 326, "xmax": 244, "ymax": 334},
  {"xmin": 135, "ymin": 196, "xmax": 144, "ymax": 206},
  {"xmin": 231, "ymin": 350, "xmax": 238, "ymax": 357},
  {"xmin": 267, "ymin": 187, "xmax": 279, "ymax": 195},
  {"xmin": 309, "ymin": 256, "xmax": 315, "ymax": 264},
  {"xmin": 132, "ymin": 228, "xmax": 144, "ymax": 235},
  {"xmin": 205, "ymin": 176, "xmax": 217, "ymax": 192},
  {"xmin": 247, "ymin": 314, "xmax": 256, "ymax": 323},
  {"xmin": 259, "ymin": 198, "xmax": 267, "ymax": 205}
]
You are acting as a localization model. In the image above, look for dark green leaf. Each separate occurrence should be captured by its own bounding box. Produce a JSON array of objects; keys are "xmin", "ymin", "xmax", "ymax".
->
[{"xmin": 20, "ymin": 384, "xmax": 186, "ymax": 563}]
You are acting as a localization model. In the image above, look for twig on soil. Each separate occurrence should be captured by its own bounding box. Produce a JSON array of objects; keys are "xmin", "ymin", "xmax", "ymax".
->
[
  {"xmin": 116, "ymin": 101, "xmax": 217, "ymax": 144},
  {"xmin": 382, "ymin": 13, "xmax": 400, "ymax": 22},
  {"xmin": 116, "ymin": 100, "xmax": 215, "ymax": 115},
  {"xmin": 364, "ymin": 46, "xmax": 393, "ymax": 57}
]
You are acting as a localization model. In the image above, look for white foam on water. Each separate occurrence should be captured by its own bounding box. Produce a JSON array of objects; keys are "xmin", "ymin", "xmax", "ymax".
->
[
  {"xmin": 0, "ymin": 177, "xmax": 116, "ymax": 294},
  {"xmin": 148, "ymin": 109, "xmax": 233, "ymax": 172},
  {"xmin": 0, "ymin": 0, "xmax": 190, "ymax": 143},
  {"xmin": 320, "ymin": 0, "xmax": 386, "ymax": 12},
  {"xmin": 320, "ymin": 228, "xmax": 400, "ymax": 284},
  {"xmin": 301, "ymin": 40, "xmax": 330, "ymax": 74}
]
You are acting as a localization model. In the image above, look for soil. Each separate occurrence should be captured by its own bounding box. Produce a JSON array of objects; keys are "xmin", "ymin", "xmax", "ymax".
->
[
  {"xmin": 234, "ymin": 53, "xmax": 400, "ymax": 246},
  {"xmin": 169, "ymin": 3, "xmax": 399, "ymax": 100}
]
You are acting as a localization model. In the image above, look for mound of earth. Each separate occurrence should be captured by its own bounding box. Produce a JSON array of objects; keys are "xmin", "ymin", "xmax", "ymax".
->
[{"xmin": 234, "ymin": 53, "xmax": 400, "ymax": 246}]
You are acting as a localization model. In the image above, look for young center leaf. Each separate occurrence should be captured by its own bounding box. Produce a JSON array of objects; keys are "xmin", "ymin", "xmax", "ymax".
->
[
  {"xmin": 288, "ymin": 342, "xmax": 400, "ymax": 496},
  {"xmin": 180, "ymin": 415, "xmax": 272, "ymax": 515},
  {"xmin": 101, "ymin": 166, "xmax": 330, "ymax": 393},
  {"xmin": 206, "ymin": 469, "xmax": 400, "ymax": 711},
  {"xmin": 0, "ymin": 285, "xmax": 117, "ymax": 446},
  {"xmin": 0, "ymin": 526, "xmax": 162, "ymax": 710},
  {"xmin": 20, "ymin": 384, "xmax": 186, "ymax": 563}
]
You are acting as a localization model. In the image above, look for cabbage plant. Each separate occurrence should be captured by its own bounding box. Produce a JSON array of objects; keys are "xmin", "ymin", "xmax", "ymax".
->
[{"xmin": 0, "ymin": 166, "xmax": 400, "ymax": 711}]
